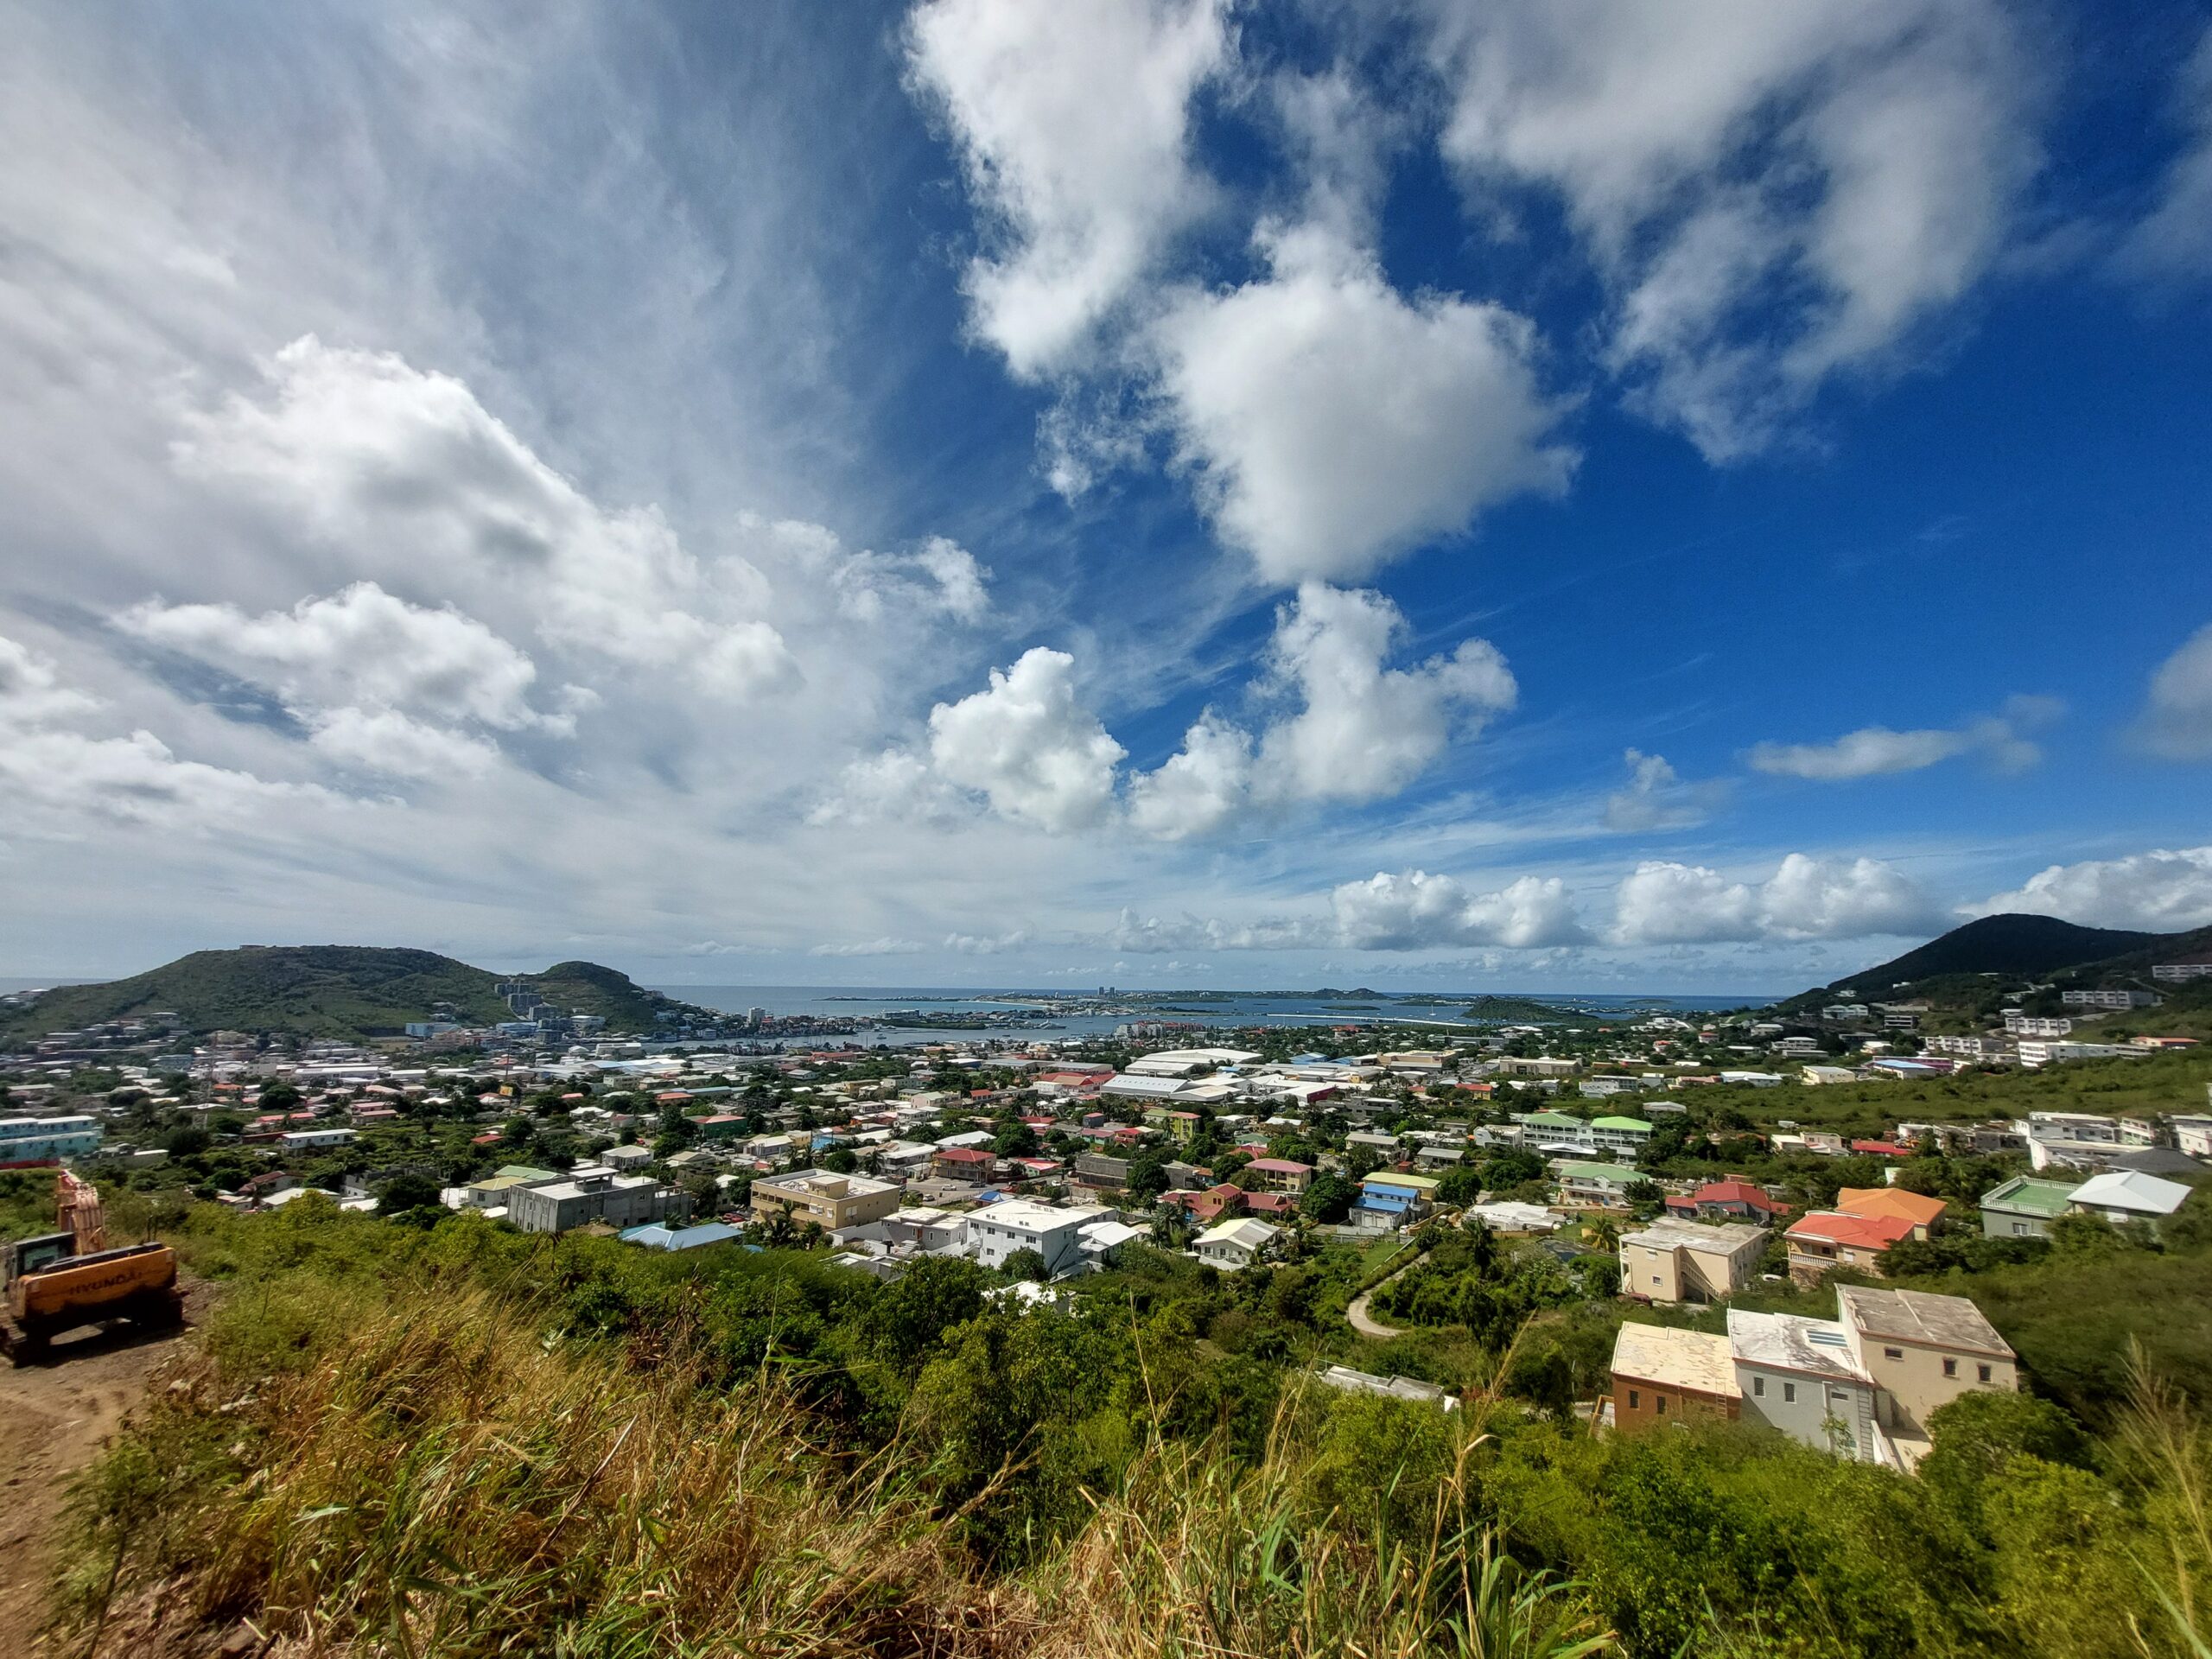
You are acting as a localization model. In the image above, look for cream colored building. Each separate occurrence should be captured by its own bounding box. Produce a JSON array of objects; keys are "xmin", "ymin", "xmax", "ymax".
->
[
  {"xmin": 748, "ymin": 1168, "xmax": 901, "ymax": 1232},
  {"xmin": 1619, "ymin": 1217, "xmax": 1770, "ymax": 1305},
  {"xmin": 1837, "ymin": 1285, "xmax": 2018, "ymax": 1459}
]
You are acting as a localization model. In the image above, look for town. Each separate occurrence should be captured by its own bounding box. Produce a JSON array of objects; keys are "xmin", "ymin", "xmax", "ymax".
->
[{"xmin": 9, "ymin": 944, "xmax": 2209, "ymax": 1488}]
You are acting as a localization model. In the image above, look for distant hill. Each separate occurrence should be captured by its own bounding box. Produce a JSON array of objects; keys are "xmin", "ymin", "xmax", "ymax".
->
[
  {"xmin": 0, "ymin": 944, "xmax": 691, "ymax": 1042},
  {"xmin": 1462, "ymin": 995, "xmax": 1600, "ymax": 1025},
  {"xmin": 1806, "ymin": 913, "xmax": 2190, "ymax": 1002}
]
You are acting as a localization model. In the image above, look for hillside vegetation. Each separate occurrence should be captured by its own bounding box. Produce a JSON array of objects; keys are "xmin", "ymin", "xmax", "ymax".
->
[
  {"xmin": 31, "ymin": 1191, "xmax": 2212, "ymax": 1659},
  {"xmin": 1, "ymin": 944, "xmax": 683, "ymax": 1041}
]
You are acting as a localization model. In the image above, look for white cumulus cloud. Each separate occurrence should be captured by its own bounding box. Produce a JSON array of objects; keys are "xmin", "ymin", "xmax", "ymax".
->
[
  {"xmin": 905, "ymin": 0, "xmax": 1229, "ymax": 378},
  {"xmin": 1149, "ymin": 222, "xmax": 1574, "ymax": 585},
  {"xmin": 1127, "ymin": 582, "xmax": 1517, "ymax": 836},
  {"xmin": 0, "ymin": 633, "xmax": 342, "ymax": 827},
  {"xmin": 1975, "ymin": 847, "xmax": 2212, "ymax": 932},
  {"xmin": 1253, "ymin": 582, "xmax": 1516, "ymax": 805},
  {"xmin": 926, "ymin": 646, "xmax": 1126, "ymax": 832},
  {"xmin": 1330, "ymin": 870, "xmax": 1587, "ymax": 950},
  {"xmin": 1612, "ymin": 853, "xmax": 1935, "ymax": 944}
]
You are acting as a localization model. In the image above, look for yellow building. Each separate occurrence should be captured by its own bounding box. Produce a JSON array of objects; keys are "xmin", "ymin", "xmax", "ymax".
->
[{"xmin": 747, "ymin": 1169, "xmax": 901, "ymax": 1232}]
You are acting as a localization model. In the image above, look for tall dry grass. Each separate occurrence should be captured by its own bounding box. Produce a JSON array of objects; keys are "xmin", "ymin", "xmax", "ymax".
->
[{"xmin": 54, "ymin": 1279, "xmax": 1617, "ymax": 1658}]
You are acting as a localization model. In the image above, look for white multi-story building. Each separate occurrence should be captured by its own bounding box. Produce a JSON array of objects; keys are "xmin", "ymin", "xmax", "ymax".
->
[
  {"xmin": 2062, "ymin": 988, "xmax": 2162, "ymax": 1010},
  {"xmin": 2004, "ymin": 1014, "xmax": 2073, "ymax": 1038},
  {"xmin": 2018, "ymin": 1110, "xmax": 2157, "ymax": 1169},
  {"xmin": 2152, "ymin": 959, "xmax": 2212, "ymax": 983},
  {"xmin": 968, "ymin": 1200, "xmax": 1090, "ymax": 1276}
]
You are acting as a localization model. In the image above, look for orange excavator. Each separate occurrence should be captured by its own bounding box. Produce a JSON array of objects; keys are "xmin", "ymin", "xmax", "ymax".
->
[{"xmin": 2, "ymin": 1171, "xmax": 181, "ymax": 1362}]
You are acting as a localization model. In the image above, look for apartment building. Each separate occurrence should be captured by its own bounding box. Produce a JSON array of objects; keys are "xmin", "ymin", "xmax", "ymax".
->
[
  {"xmin": 748, "ymin": 1169, "xmax": 901, "ymax": 1232},
  {"xmin": 968, "ymin": 1199, "xmax": 1090, "ymax": 1275},
  {"xmin": 507, "ymin": 1171, "xmax": 685, "ymax": 1235},
  {"xmin": 2062, "ymin": 988, "xmax": 2162, "ymax": 1010}
]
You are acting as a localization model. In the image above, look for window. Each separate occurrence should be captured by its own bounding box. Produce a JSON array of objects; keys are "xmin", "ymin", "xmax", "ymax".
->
[
  {"xmin": 1752, "ymin": 1376, "xmax": 1766, "ymax": 1397},
  {"xmin": 1656, "ymin": 1395, "xmax": 1667, "ymax": 1416},
  {"xmin": 1650, "ymin": 1274, "xmax": 1662, "ymax": 1286},
  {"xmin": 1627, "ymin": 1389, "xmax": 1639, "ymax": 1410},
  {"xmin": 1783, "ymin": 1382, "xmax": 1796, "ymax": 1404},
  {"xmin": 1884, "ymin": 1347, "xmax": 1904, "ymax": 1361},
  {"xmin": 2012, "ymin": 1222, "xmax": 2031, "ymax": 1236},
  {"xmin": 1943, "ymin": 1357, "xmax": 1958, "ymax": 1378},
  {"xmin": 1978, "ymin": 1363, "xmax": 1993, "ymax": 1383}
]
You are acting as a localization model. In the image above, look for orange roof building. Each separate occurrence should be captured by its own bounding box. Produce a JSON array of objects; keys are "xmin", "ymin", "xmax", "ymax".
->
[{"xmin": 1834, "ymin": 1186, "xmax": 1947, "ymax": 1239}]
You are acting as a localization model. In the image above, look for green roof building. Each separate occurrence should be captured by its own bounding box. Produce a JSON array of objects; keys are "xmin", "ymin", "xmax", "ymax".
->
[{"xmin": 1979, "ymin": 1175, "xmax": 2077, "ymax": 1240}]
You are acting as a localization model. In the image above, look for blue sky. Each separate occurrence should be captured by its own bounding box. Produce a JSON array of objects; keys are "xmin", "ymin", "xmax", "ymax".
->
[{"xmin": 1, "ymin": 0, "xmax": 2209, "ymax": 994}]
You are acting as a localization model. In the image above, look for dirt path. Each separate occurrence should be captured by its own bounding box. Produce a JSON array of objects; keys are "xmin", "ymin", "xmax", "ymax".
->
[
  {"xmin": 1345, "ymin": 1250, "xmax": 1421, "ymax": 1340},
  {"xmin": 0, "ymin": 1283, "xmax": 205, "ymax": 1659}
]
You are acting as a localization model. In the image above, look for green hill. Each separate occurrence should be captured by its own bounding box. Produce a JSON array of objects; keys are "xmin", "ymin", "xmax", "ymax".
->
[
  {"xmin": 1818, "ymin": 913, "xmax": 2178, "ymax": 997},
  {"xmin": 0, "ymin": 944, "xmax": 690, "ymax": 1041}
]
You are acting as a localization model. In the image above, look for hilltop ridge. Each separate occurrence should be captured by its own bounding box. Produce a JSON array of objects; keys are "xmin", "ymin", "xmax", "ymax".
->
[{"xmin": 0, "ymin": 944, "xmax": 690, "ymax": 1042}]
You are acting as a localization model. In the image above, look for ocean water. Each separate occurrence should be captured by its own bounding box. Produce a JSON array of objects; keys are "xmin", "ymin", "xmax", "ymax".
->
[{"xmin": 651, "ymin": 984, "xmax": 1759, "ymax": 1046}]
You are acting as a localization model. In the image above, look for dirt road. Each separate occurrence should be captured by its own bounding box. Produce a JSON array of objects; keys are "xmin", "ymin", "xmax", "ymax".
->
[
  {"xmin": 0, "ymin": 1287, "xmax": 202, "ymax": 1659},
  {"xmin": 1345, "ymin": 1252, "xmax": 1419, "ymax": 1340}
]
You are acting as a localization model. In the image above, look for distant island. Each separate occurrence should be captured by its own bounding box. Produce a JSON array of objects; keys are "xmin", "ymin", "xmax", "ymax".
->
[{"xmin": 1461, "ymin": 995, "xmax": 1604, "ymax": 1025}]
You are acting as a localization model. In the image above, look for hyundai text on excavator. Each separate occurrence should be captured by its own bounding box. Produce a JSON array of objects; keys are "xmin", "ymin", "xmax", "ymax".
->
[{"xmin": 2, "ymin": 1170, "xmax": 181, "ymax": 1362}]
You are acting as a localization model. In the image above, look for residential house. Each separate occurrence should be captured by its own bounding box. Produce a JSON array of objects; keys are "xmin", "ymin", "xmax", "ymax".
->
[
  {"xmin": 1979, "ymin": 1176, "xmax": 2078, "ymax": 1238},
  {"xmin": 1784, "ymin": 1210, "xmax": 1915, "ymax": 1283},
  {"xmin": 1836, "ymin": 1285, "xmax": 2018, "ymax": 1459},
  {"xmin": 749, "ymin": 1169, "xmax": 902, "ymax": 1232},
  {"xmin": 1357, "ymin": 1171, "xmax": 1440, "ymax": 1226},
  {"xmin": 1552, "ymin": 1160, "xmax": 1641, "ymax": 1208},
  {"xmin": 2020, "ymin": 1111, "xmax": 2157, "ymax": 1170},
  {"xmin": 1726, "ymin": 1308, "xmax": 1883, "ymax": 1462},
  {"xmin": 1663, "ymin": 1179, "xmax": 1788, "ymax": 1225},
  {"xmin": 1609, "ymin": 1324, "xmax": 1740, "ymax": 1431},
  {"xmin": 2068, "ymin": 1169, "xmax": 2193, "ymax": 1233},
  {"xmin": 876, "ymin": 1206, "xmax": 969, "ymax": 1252},
  {"xmin": 1241, "ymin": 1157, "xmax": 1315, "ymax": 1194},
  {"xmin": 2063, "ymin": 988, "xmax": 2162, "ymax": 1010},
  {"xmin": 601, "ymin": 1143, "xmax": 653, "ymax": 1169},
  {"xmin": 1192, "ymin": 1217, "xmax": 1281, "ymax": 1269},
  {"xmin": 1589, "ymin": 1116, "xmax": 1655, "ymax": 1156},
  {"xmin": 931, "ymin": 1145, "xmax": 997, "ymax": 1181},
  {"xmin": 1142, "ymin": 1107, "xmax": 1205, "ymax": 1144},
  {"xmin": 1833, "ymin": 1186, "xmax": 1947, "ymax": 1240},
  {"xmin": 1168, "ymin": 1183, "xmax": 1244, "ymax": 1224},
  {"xmin": 1618, "ymin": 1218, "xmax": 1770, "ymax": 1305},
  {"xmin": 969, "ymin": 1200, "xmax": 1090, "ymax": 1276},
  {"xmin": 2171, "ymin": 1115, "xmax": 2212, "ymax": 1159},
  {"xmin": 462, "ymin": 1164, "xmax": 559, "ymax": 1210}
]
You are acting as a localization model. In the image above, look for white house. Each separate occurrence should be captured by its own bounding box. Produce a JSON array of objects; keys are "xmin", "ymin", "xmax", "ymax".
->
[
  {"xmin": 1727, "ymin": 1308, "xmax": 1883, "ymax": 1463},
  {"xmin": 968, "ymin": 1200, "xmax": 1090, "ymax": 1276},
  {"xmin": 1192, "ymin": 1217, "xmax": 1281, "ymax": 1270},
  {"xmin": 2068, "ymin": 1169, "xmax": 2192, "ymax": 1231}
]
